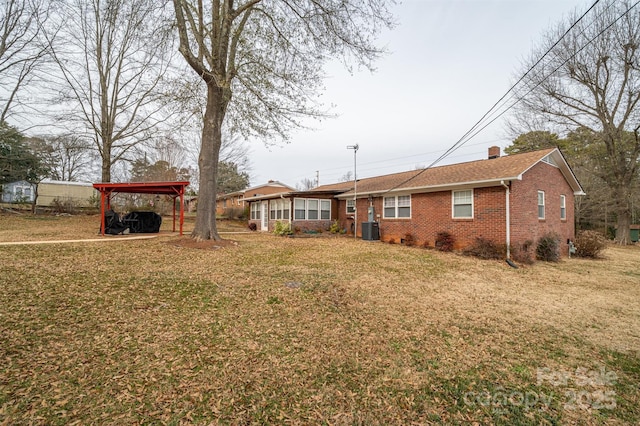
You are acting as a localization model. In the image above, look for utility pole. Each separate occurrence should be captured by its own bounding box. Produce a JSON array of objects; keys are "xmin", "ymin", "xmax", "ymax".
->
[{"xmin": 347, "ymin": 144, "xmax": 359, "ymax": 239}]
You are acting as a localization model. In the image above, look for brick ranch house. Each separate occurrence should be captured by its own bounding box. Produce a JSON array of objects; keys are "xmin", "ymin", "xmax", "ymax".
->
[
  {"xmin": 216, "ymin": 180, "xmax": 295, "ymax": 216},
  {"xmin": 247, "ymin": 147, "xmax": 584, "ymax": 255}
]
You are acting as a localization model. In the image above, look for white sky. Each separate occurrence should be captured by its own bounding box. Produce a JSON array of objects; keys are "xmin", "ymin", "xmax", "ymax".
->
[{"xmin": 247, "ymin": 0, "xmax": 588, "ymax": 188}]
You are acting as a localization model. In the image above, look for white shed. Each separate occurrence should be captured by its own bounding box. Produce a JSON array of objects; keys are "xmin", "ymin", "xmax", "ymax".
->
[{"xmin": 1, "ymin": 180, "xmax": 35, "ymax": 203}]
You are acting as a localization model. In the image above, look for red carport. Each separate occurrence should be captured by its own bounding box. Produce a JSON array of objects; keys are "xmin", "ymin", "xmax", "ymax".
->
[{"xmin": 93, "ymin": 181, "xmax": 190, "ymax": 236}]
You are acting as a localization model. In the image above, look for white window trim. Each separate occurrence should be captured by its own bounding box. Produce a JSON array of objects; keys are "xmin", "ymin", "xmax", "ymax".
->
[
  {"xmin": 321, "ymin": 200, "xmax": 331, "ymax": 220},
  {"xmin": 250, "ymin": 202, "xmax": 261, "ymax": 220},
  {"xmin": 560, "ymin": 194, "xmax": 566, "ymax": 220},
  {"xmin": 294, "ymin": 198, "xmax": 306, "ymax": 220},
  {"xmin": 269, "ymin": 200, "xmax": 276, "ymax": 220},
  {"xmin": 346, "ymin": 199, "xmax": 355, "ymax": 214},
  {"xmin": 283, "ymin": 200, "xmax": 290, "ymax": 220},
  {"xmin": 538, "ymin": 191, "xmax": 545, "ymax": 220},
  {"xmin": 293, "ymin": 198, "xmax": 331, "ymax": 221},
  {"xmin": 268, "ymin": 200, "xmax": 290, "ymax": 221},
  {"xmin": 307, "ymin": 199, "xmax": 319, "ymax": 220},
  {"xmin": 383, "ymin": 195, "xmax": 412, "ymax": 219},
  {"xmin": 452, "ymin": 189, "xmax": 474, "ymax": 219}
]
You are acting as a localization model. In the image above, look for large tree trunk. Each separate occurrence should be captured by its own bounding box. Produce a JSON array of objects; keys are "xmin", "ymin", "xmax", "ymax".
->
[
  {"xmin": 613, "ymin": 186, "xmax": 631, "ymax": 245},
  {"xmin": 603, "ymin": 127, "xmax": 636, "ymax": 245},
  {"xmin": 100, "ymin": 130, "xmax": 112, "ymax": 182},
  {"xmin": 192, "ymin": 84, "xmax": 227, "ymax": 241},
  {"xmin": 31, "ymin": 183, "xmax": 39, "ymax": 214},
  {"xmin": 101, "ymin": 156, "xmax": 111, "ymax": 183},
  {"xmin": 100, "ymin": 154, "xmax": 111, "ymax": 214}
]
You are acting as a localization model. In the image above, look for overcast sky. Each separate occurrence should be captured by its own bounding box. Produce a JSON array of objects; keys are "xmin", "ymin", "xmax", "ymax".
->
[{"xmin": 247, "ymin": 0, "xmax": 588, "ymax": 189}]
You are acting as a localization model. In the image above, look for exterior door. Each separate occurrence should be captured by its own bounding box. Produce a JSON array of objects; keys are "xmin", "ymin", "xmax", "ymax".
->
[{"xmin": 261, "ymin": 201, "xmax": 269, "ymax": 231}]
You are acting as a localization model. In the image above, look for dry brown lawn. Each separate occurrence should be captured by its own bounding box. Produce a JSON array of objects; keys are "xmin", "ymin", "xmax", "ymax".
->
[{"xmin": 0, "ymin": 212, "xmax": 638, "ymax": 425}]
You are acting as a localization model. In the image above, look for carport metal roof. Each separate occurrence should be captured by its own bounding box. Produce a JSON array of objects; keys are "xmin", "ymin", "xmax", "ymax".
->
[{"xmin": 93, "ymin": 181, "xmax": 190, "ymax": 236}]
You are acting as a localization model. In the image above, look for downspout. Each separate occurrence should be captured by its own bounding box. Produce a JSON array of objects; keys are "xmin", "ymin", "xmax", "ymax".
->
[{"xmin": 501, "ymin": 180, "xmax": 511, "ymax": 260}]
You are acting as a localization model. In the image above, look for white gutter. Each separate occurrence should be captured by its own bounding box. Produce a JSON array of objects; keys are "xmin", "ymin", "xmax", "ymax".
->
[
  {"xmin": 501, "ymin": 180, "xmax": 511, "ymax": 259},
  {"xmin": 335, "ymin": 176, "xmax": 524, "ymax": 199}
]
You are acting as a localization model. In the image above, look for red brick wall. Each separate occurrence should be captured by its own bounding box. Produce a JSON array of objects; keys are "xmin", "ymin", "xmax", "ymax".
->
[
  {"xmin": 290, "ymin": 220, "xmax": 333, "ymax": 232},
  {"xmin": 336, "ymin": 161, "xmax": 575, "ymax": 255},
  {"xmin": 510, "ymin": 161, "xmax": 575, "ymax": 254},
  {"xmin": 337, "ymin": 188, "xmax": 507, "ymax": 248},
  {"xmin": 247, "ymin": 219, "xmax": 334, "ymax": 232}
]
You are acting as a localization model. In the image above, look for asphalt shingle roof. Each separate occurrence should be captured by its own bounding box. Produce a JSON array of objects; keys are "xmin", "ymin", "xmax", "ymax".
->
[{"xmin": 316, "ymin": 148, "xmax": 565, "ymax": 197}]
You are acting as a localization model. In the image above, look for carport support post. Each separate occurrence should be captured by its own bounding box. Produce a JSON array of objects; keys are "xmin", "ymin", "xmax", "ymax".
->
[
  {"xmin": 347, "ymin": 144, "xmax": 359, "ymax": 239},
  {"xmin": 98, "ymin": 190, "xmax": 112, "ymax": 236},
  {"xmin": 171, "ymin": 192, "xmax": 185, "ymax": 235},
  {"xmin": 99, "ymin": 191, "xmax": 113, "ymax": 236},
  {"xmin": 179, "ymin": 192, "xmax": 184, "ymax": 236},
  {"xmin": 172, "ymin": 196, "xmax": 177, "ymax": 233},
  {"xmin": 99, "ymin": 190, "xmax": 106, "ymax": 236}
]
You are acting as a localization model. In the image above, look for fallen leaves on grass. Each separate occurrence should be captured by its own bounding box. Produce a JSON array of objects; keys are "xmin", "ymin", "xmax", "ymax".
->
[
  {"xmin": 0, "ymin": 213, "xmax": 639, "ymax": 424},
  {"xmin": 169, "ymin": 237, "xmax": 239, "ymax": 250}
]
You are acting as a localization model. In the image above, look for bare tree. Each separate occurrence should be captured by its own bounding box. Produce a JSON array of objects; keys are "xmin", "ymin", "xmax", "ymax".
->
[
  {"xmin": 341, "ymin": 171, "xmax": 353, "ymax": 182},
  {"xmin": 148, "ymin": 135, "xmax": 190, "ymax": 172},
  {"xmin": 296, "ymin": 177, "xmax": 316, "ymax": 191},
  {"xmin": 129, "ymin": 134, "xmax": 197, "ymax": 184},
  {"xmin": 220, "ymin": 133, "xmax": 250, "ymax": 173},
  {"xmin": 513, "ymin": 0, "xmax": 640, "ymax": 244},
  {"xmin": 47, "ymin": 0, "xmax": 174, "ymax": 183},
  {"xmin": 0, "ymin": 0, "xmax": 52, "ymax": 123},
  {"xmin": 163, "ymin": 71, "xmax": 252, "ymax": 189},
  {"xmin": 172, "ymin": 0, "xmax": 394, "ymax": 241},
  {"xmin": 25, "ymin": 134, "xmax": 95, "ymax": 181}
]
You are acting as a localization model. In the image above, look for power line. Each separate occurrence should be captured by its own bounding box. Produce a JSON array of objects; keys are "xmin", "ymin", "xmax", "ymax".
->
[
  {"xmin": 429, "ymin": 0, "xmax": 603, "ymax": 168},
  {"xmin": 446, "ymin": 0, "xmax": 614, "ymax": 158},
  {"xmin": 377, "ymin": 0, "xmax": 613, "ymax": 197},
  {"xmin": 303, "ymin": 138, "xmax": 504, "ymax": 184},
  {"xmin": 458, "ymin": 0, "xmax": 640, "ymax": 152},
  {"xmin": 287, "ymin": 0, "xmax": 635, "ymax": 191}
]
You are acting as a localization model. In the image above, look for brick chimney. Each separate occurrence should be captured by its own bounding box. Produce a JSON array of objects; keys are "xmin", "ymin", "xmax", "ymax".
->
[{"xmin": 488, "ymin": 146, "xmax": 501, "ymax": 159}]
